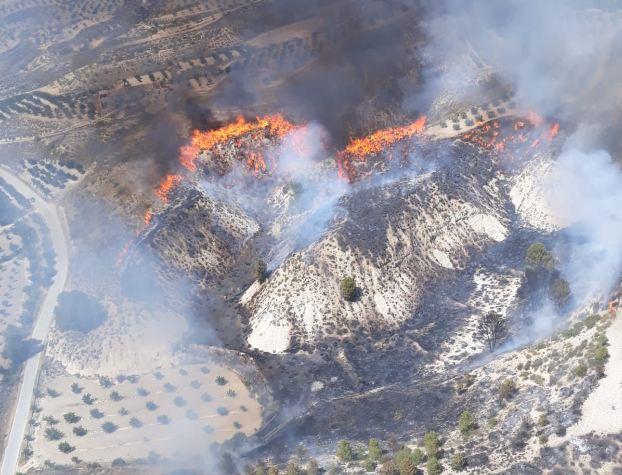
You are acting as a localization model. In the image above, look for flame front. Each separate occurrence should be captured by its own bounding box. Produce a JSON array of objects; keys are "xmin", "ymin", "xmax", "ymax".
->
[
  {"xmin": 343, "ymin": 116, "xmax": 427, "ymax": 159},
  {"xmin": 154, "ymin": 174, "xmax": 182, "ymax": 202}
]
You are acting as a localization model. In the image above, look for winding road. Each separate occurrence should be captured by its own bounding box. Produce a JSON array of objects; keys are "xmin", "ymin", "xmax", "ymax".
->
[{"xmin": 0, "ymin": 167, "xmax": 69, "ymax": 475}]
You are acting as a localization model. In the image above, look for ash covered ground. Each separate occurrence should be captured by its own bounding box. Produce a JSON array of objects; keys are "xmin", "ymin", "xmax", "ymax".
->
[{"xmin": 1, "ymin": 0, "xmax": 622, "ymax": 474}]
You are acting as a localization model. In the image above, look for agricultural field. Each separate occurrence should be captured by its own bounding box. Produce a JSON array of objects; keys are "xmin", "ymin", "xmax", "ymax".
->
[{"xmin": 24, "ymin": 362, "xmax": 262, "ymax": 468}]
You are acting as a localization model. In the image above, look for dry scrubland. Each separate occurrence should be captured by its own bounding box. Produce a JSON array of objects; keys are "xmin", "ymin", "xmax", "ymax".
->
[{"xmin": 24, "ymin": 362, "xmax": 261, "ymax": 469}]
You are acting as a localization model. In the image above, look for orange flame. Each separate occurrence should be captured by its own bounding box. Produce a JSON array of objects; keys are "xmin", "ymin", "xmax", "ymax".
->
[
  {"xmin": 190, "ymin": 114, "xmax": 295, "ymax": 152},
  {"xmin": 343, "ymin": 116, "xmax": 427, "ymax": 159},
  {"xmin": 179, "ymin": 144, "xmax": 201, "ymax": 172},
  {"xmin": 549, "ymin": 123, "xmax": 560, "ymax": 140},
  {"xmin": 144, "ymin": 208, "xmax": 153, "ymax": 225},
  {"xmin": 154, "ymin": 174, "xmax": 182, "ymax": 202}
]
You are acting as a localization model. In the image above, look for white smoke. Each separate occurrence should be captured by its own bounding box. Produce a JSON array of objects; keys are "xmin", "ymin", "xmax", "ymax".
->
[{"xmin": 546, "ymin": 146, "xmax": 622, "ymax": 301}]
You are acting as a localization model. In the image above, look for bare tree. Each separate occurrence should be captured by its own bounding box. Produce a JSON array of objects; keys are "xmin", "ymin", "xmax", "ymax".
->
[{"xmin": 478, "ymin": 311, "xmax": 507, "ymax": 352}]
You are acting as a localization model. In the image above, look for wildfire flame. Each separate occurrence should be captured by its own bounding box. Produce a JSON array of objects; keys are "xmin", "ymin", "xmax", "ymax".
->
[
  {"xmin": 154, "ymin": 174, "xmax": 182, "ymax": 202},
  {"xmin": 178, "ymin": 114, "xmax": 298, "ymax": 175},
  {"xmin": 343, "ymin": 116, "xmax": 427, "ymax": 159},
  {"xmin": 143, "ymin": 208, "xmax": 153, "ymax": 225}
]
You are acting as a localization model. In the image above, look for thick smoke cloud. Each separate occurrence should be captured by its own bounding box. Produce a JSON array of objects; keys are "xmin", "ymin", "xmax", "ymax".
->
[
  {"xmin": 423, "ymin": 0, "xmax": 622, "ymax": 120},
  {"xmin": 547, "ymin": 146, "xmax": 622, "ymax": 301}
]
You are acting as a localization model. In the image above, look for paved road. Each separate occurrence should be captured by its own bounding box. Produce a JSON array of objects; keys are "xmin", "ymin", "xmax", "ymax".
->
[{"xmin": 0, "ymin": 167, "xmax": 69, "ymax": 475}]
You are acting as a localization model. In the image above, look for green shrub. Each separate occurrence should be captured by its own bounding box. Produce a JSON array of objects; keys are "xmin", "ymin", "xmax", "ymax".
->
[
  {"xmin": 58, "ymin": 441, "xmax": 75, "ymax": 453},
  {"xmin": 426, "ymin": 456, "xmax": 442, "ymax": 475},
  {"xmin": 63, "ymin": 412, "xmax": 80, "ymax": 424},
  {"xmin": 574, "ymin": 362, "xmax": 587, "ymax": 377},
  {"xmin": 337, "ymin": 440, "xmax": 353, "ymax": 462},
  {"xmin": 368, "ymin": 438, "xmax": 382, "ymax": 461},
  {"xmin": 340, "ymin": 277, "xmax": 356, "ymax": 301},
  {"xmin": 423, "ymin": 431, "xmax": 439, "ymax": 457},
  {"xmin": 450, "ymin": 452, "xmax": 466, "ymax": 470},
  {"xmin": 45, "ymin": 427, "xmax": 64, "ymax": 441},
  {"xmin": 458, "ymin": 410, "xmax": 476, "ymax": 438},
  {"xmin": 73, "ymin": 426, "xmax": 87, "ymax": 437}
]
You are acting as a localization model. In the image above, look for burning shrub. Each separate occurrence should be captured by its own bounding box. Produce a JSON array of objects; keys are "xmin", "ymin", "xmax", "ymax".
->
[
  {"xmin": 54, "ymin": 291, "xmax": 107, "ymax": 332},
  {"xmin": 340, "ymin": 276, "xmax": 357, "ymax": 301}
]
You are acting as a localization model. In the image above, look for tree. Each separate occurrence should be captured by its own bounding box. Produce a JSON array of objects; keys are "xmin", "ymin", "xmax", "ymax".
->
[
  {"xmin": 549, "ymin": 278, "xmax": 571, "ymax": 307},
  {"xmin": 423, "ymin": 431, "xmax": 439, "ymax": 458},
  {"xmin": 337, "ymin": 440, "xmax": 353, "ymax": 462},
  {"xmin": 45, "ymin": 427, "xmax": 64, "ymax": 441},
  {"xmin": 58, "ymin": 441, "xmax": 75, "ymax": 453},
  {"xmin": 477, "ymin": 311, "xmax": 507, "ymax": 352},
  {"xmin": 63, "ymin": 412, "xmax": 80, "ymax": 423},
  {"xmin": 340, "ymin": 276, "xmax": 356, "ymax": 301},
  {"xmin": 525, "ymin": 243, "xmax": 554, "ymax": 271},
  {"xmin": 368, "ymin": 438, "xmax": 382, "ymax": 461},
  {"xmin": 254, "ymin": 260, "xmax": 268, "ymax": 283},
  {"xmin": 458, "ymin": 410, "xmax": 476, "ymax": 439},
  {"xmin": 398, "ymin": 457, "xmax": 416, "ymax": 475},
  {"xmin": 426, "ymin": 456, "xmax": 442, "ymax": 475}
]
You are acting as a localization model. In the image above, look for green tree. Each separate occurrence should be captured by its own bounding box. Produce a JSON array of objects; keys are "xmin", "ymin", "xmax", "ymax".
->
[
  {"xmin": 525, "ymin": 243, "xmax": 554, "ymax": 270},
  {"xmin": 458, "ymin": 410, "xmax": 476, "ymax": 438},
  {"xmin": 423, "ymin": 431, "xmax": 439, "ymax": 458},
  {"xmin": 398, "ymin": 456, "xmax": 416, "ymax": 475},
  {"xmin": 379, "ymin": 460, "xmax": 399, "ymax": 475},
  {"xmin": 58, "ymin": 441, "xmax": 75, "ymax": 453},
  {"xmin": 426, "ymin": 456, "xmax": 442, "ymax": 475},
  {"xmin": 368, "ymin": 438, "xmax": 382, "ymax": 461},
  {"xmin": 337, "ymin": 440, "xmax": 353, "ymax": 462},
  {"xmin": 340, "ymin": 277, "xmax": 356, "ymax": 301},
  {"xmin": 549, "ymin": 278, "xmax": 571, "ymax": 307}
]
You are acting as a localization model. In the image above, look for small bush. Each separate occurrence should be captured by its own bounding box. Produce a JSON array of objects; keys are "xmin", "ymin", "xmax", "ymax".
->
[
  {"xmin": 336, "ymin": 440, "xmax": 353, "ymax": 462},
  {"xmin": 163, "ymin": 383, "xmax": 176, "ymax": 393},
  {"xmin": 146, "ymin": 401, "xmax": 158, "ymax": 411},
  {"xmin": 215, "ymin": 376, "xmax": 227, "ymax": 386},
  {"xmin": 58, "ymin": 441, "xmax": 75, "ymax": 453},
  {"xmin": 254, "ymin": 260, "xmax": 268, "ymax": 283},
  {"xmin": 137, "ymin": 387, "xmax": 149, "ymax": 397},
  {"xmin": 45, "ymin": 427, "xmax": 64, "ymax": 441},
  {"xmin": 458, "ymin": 410, "xmax": 476, "ymax": 438},
  {"xmin": 118, "ymin": 407, "xmax": 129, "ymax": 416},
  {"xmin": 70, "ymin": 382, "xmax": 82, "ymax": 394},
  {"xmin": 129, "ymin": 417, "xmax": 143, "ymax": 428},
  {"xmin": 340, "ymin": 276, "xmax": 356, "ymax": 301},
  {"xmin": 227, "ymin": 389, "xmax": 237, "ymax": 398},
  {"xmin": 82, "ymin": 393, "xmax": 95, "ymax": 405},
  {"xmin": 90, "ymin": 408, "xmax": 104, "ymax": 419},
  {"xmin": 450, "ymin": 452, "xmax": 467, "ymax": 471},
  {"xmin": 43, "ymin": 415, "xmax": 59, "ymax": 425},
  {"xmin": 46, "ymin": 388, "xmax": 60, "ymax": 398},
  {"xmin": 190, "ymin": 380, "xmax": 201, "ymax": 389},
  {"xmin": 423, "ymin": 431, "xmax": 440, "ymax": 457},
  {"xmin": 157, "ymin": 414, "xmax": 171, "ymax": 425},
  {"xmin": 173, "ymin": 396, "xmax": 186, "ymax": 407},
  {"xmin": 73, "ymin": 426, "xmax": 87, "ymax": 437},
  {"xmin": 426, "ymin": 455, "xmax": 442, "ymax": 475},
  {"xmin": 368, "ymin": 438, "xmax": 382, "ymax": 461},
  {"xmin": 499, "ymin": 379, "xmax": 517, "ymax": 400},
  {"xmin": 186, "ymin": 409, "xmax": 198, "ymax": 420},
  {"xmin": 102, "ymin": 422, "xmax": 118, "ymax": 433},
  {"xmin": 99, "ymin": 376, "xmax": 113, "ymax": 388},
  {"xmin": 217, "ymin": 407, "xmax": 229, "ymax": 416},
  {"xmin": 63, "ymin": 412, "xmax": 80, "ymax": 424},
  {"xmin": 201, "ymin": 393, "xmax": 212, "ymax": 402},
  {"xmin": 574, "ymin": 362, "xmax": 587, "ymax": 377},
  {"xmin": 110, "ymin": 390, "xmax": 123, "ymax": 401}
]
